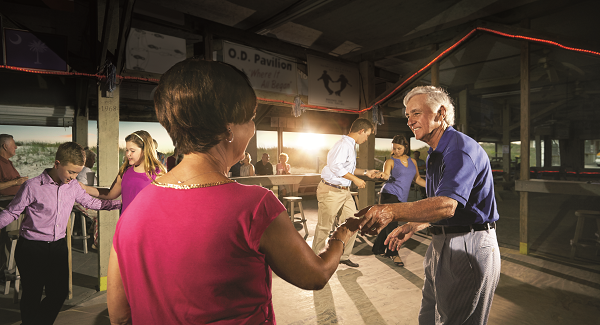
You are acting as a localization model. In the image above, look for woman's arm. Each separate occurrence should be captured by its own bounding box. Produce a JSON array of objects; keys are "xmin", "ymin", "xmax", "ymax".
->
[
  {"xmin": 80, "ymin": 175, "xmax": 123, "ymax": 199},
  {"xmin": 250, "ymin": 165, "xmax": 255, "ymax": 176},
  {"xmin": 412, "ymin": 158, "xmax": 426, "ymax": 187},
  {"xmin": 260, "ymin": 212, "xmax": 361, "ymax": 290},
  {"xmin": 0, "ymin": 177, "xmax": 27, "ymax": 191},
  {"xmin": 380, "ymin": 159, "xmax": 394, "ymax": 180},
  {"xmin": 107, "ymin": 245, "xmax": 131, "ymax": 325}
]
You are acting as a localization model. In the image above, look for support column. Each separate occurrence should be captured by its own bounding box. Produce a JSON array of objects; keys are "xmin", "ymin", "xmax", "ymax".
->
[
  {"xmin": 503, "ymin": 103, "xmax": 511, "ymax": 181},
  {"xmin": 277, "ymin": 127, "xmax": 283, "ymax": 157},
  {"xmin": 204, "ymin": 31, "xmax": 213, "ymax": 61},
  {"xmin": 72, "ymin": 115, "xmax": 89, "ymax": 148},
  {"xmin": 431, "ymin": 61, "xmax": 439, "ymax": 87},
  {"xmin": 97, "ymin": 85, "xmax": 120, "ymax": 291},
  {"xmin": 247, "ymin": 134, "xmax": 257, "ymax": 165},
  {"xmin": 519, "ymin": 39, "xmax": 530, "ymax": 255},
  {"xmin": 544, "ymin": 136, "xmax": 552, "ymax": 167},
  {"xmin": 358, "ymin": 61, "xmax": 375, "ymax": 209},
  {"xmin": 458, "ymin": 89, "xmax": 468, "ymax": 134},
  {"xmin": 535, "ymin": 135, "xmax": 542, "ymax": 167},
  {"xmin": 73, "ymin": 79, "xmax": 90, "ymax": 148}
]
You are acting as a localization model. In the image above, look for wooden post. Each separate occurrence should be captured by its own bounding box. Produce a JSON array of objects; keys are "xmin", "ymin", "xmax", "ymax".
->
[
  {"xmin": 519, "ymin": 39, "xmax": 530, "ymax": 255},
  {"xmin": 277, "ymin": 126, "xmax": 283, "ymax": 157},
  {"xmin": 544, "ymin": 136, "xmax": 552, "ymax": 167},
  {"xmin": 204, "ymin": 31, "xmax": 213, "ymax": 61},
  {"xmin": 72, "ymin": 80, "xmax": 89, "ymax": 148},
  {"xmin": 358, "ymin": 61, "xmax": 376, "ymax": 209},
  {"xmin": 431, "ymin": 61, "xmax": 439, "ymax": 87},
  {"xmin": 73, "ymin": 115, "xmax": 89, "ymax": 149},
  {"xmin": 503, "ymin": 102, "xmax": 511, "ymax": 181},
  {"xmin": 458, "ymin": 89, "xmax": 468, "ymax": 134},
  {"xmin": 97, "ymin": 85, "xmax": 120, "ymax": 291},
  {"xmin": 247, "ymin": 133, "xmax": 257, "ymax": 166},
  {"xmin": 535, "ymin": 135, "xmax": 542, "ymax": 167},
  {"xmin": 67, "ymin": 212, "xmax": 73, "ymax": 299}
]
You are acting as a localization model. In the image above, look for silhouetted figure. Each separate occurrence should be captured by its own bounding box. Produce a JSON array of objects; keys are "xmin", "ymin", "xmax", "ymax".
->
[
  {"xmin": 334, "ymin": 74, "xmax": 352, "ymax": 96},
  {"xmin": 317, "ymin": 70, "xmax": 335, "ymax": 95}
]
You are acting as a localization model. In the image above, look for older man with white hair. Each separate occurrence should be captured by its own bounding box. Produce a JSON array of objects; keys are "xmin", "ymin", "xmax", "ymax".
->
[{"xmin": 357, "ymin": 86, "xmax": 501, "ymax": 325}]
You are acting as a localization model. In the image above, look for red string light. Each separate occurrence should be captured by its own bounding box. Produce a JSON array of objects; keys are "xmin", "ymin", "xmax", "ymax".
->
[{"xmin": 2, "ymin": 27, "xmax": 600, "ymax": 113}]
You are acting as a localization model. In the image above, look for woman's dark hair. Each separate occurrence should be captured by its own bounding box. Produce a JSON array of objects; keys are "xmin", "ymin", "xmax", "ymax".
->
[
  {"xmin": 391, "ymin": 135, "xmax": 410, "ymax": 153},
  {"xmin": 154, "ymin": 58, "xmax": 257, "ymax": 154}
]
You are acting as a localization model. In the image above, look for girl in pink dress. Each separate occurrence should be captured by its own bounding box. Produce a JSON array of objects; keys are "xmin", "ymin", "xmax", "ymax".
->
[
  {"xmin": 80, "ymin": 130, "xmax": 166, "ymax": 214},
  {"xmin": 107, "ymin": 59, "xmax": 364, "ymax": 325}
]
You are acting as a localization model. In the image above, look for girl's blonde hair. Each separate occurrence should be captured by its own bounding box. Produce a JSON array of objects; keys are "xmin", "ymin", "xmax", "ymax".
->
[
  {"xmin": 279, "ymin": 152, "xmax": 289, "ymax": 163},
  {"xmin": 243, "ymin": 152, "xmax": 252, "ymax": 164},
  {"xmin": 118, "ymin": 130, "xmax": 167, "ymax": 180}
]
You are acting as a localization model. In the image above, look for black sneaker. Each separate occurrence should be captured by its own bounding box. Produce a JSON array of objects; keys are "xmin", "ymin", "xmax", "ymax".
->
[{"xmin": 339, "ymin": 259, "xmax": 359, "ymax": 267}]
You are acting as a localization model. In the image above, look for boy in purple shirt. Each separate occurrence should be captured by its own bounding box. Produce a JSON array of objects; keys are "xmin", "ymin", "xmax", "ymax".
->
[{"xmin": 0, "ymin": 142, "xmax": 121, "ymax": 325}]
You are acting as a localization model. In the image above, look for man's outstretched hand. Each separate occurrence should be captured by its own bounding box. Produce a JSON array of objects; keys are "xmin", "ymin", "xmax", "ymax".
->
[
  {"xmin": 355, "ymin": 204, "xmax": 396, "ymax": 236},
  {"xmin": 384, "ymin": 223, "xmax": 416, "ymax": 251}
]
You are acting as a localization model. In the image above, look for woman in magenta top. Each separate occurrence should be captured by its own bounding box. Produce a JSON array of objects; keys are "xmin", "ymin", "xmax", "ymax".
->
[
  {"xmin": 107, "ymin": 59, "xmax": 363, "ymax": 325},
  {"xmin": 81, "ymin": 130, "xmax": 166, "ymax": 213}
]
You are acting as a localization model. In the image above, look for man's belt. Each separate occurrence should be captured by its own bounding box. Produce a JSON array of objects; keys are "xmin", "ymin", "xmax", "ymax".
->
[
  {"xmin": 428, "ymin": 222, "xmax": 496, "ymax": 235},
  {"xmin": 321, "ymin": 180, "xmax": 350, "ymax": 190}
]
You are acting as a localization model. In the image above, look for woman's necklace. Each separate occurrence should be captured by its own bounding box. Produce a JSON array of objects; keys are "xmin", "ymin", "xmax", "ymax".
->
[
  {"xmin": 394, "ymin": 154, "xmax": 409, "ymax": 167},
  {"xmin": 156, "ymin": 170, "xmax": 235, "ymax": 189}
]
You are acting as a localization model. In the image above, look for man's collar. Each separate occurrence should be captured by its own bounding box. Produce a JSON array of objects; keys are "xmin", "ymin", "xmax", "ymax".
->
[
  {"xmin": 342, "ymin": 135, "xmax": 356, "ymax": 145},
  {"xmin": 428, "ymin": 126, "xmax": 455, "ymax": 154}
]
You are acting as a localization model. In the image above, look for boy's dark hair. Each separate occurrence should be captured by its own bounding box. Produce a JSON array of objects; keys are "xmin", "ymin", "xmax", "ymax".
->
[
  {"xmin": 56, "ymin": 142, "xmax": 85, "ymax": 166},
  {"xmin": 349, "ymin": 118, "xmax": 374, "ymax": 133},
  {"xmin": 154, "ymin": 58, "xmax": 257, "ymax": 154}
]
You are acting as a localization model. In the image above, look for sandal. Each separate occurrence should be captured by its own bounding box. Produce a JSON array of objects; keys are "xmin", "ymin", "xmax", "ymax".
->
[{"xmin": 391, "ymin": 256, "xmax": 404, "ymax": 267}]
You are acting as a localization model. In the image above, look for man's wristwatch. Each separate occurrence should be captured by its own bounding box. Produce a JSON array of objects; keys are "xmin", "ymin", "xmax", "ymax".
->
[{"xmin": 363, "ymin": 169, "xmax": 367, "ymax": 176}]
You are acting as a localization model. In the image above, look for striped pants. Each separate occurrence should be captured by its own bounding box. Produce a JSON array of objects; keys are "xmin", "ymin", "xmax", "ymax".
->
[{"xmin": 419, "ymin": 228, "xmax": 501, "ymax": 325}]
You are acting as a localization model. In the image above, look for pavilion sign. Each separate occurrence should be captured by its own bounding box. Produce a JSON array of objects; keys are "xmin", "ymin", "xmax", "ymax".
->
[
  {"xmin": 307, "ymin": 55, "xmax": 359, "ymax": 110},
  {"xmin": 223, "ymin": 41, "xmax": 297, "ymax": 96}
]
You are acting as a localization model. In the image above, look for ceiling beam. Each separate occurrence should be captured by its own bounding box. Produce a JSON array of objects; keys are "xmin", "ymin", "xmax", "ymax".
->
[
  {"xmin": 246, "ymin": 0, "xmax": 336, "ymax": 34},
  {"xmin": 187, "ymin": 14, "xmax": 351, "ymax": 64},
  {"xmin": 116, "ymin": 0, "xmax": 136, "ymax": 73},
  {"xmin": 343, "ymin": 0, "xmax": 593, "ymax": 63},
  {"xmin": 343, "ymin": 21, "xmax": 475, "ymax": 63},
  {"xmin": 369, "ymin": 20, "xmax": 600, "ymax": 108},
  {"xmin": 98, "ymin": 0, "xmax": 119, "ymax": 67},
  {"xmin": 509, "ymin": 99, "xmax": 567, "ymax": 131},
  {"xmin": 131, "ymin": 13, "xmax": 201, "ymax": 41},
  {"xmin": 477, "ymin": 20, "xmax": 600, "ymax": 54},
  {"xmin": 368, "ymin": 25, "xmax": 478, "ymax": 108}
]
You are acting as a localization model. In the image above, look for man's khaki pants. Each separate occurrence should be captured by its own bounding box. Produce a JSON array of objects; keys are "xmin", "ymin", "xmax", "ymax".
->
[{"xmin": 311, "ymin": 182, "xmax": 357, "ymax": 261}]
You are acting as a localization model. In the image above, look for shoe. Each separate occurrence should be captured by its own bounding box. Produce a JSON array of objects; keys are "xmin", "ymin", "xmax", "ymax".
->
[
  {"xmin": 339, "ymin": 259, "xmax": 359, "ymax": 267},
  {"xmin": 391, "ymin": 256, "xmax": 404, "ymax": 267}
]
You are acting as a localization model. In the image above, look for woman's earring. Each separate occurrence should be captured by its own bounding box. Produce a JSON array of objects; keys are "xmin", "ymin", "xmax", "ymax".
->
[{"xmin": 227, "ymin": 128, "xmax": 234, "ymax": 143}]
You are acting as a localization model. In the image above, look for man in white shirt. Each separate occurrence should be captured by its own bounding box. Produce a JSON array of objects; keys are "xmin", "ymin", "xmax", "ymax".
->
[{"xmin": 312, "ymin": 118, "xmax": 380, "ymax": 267}]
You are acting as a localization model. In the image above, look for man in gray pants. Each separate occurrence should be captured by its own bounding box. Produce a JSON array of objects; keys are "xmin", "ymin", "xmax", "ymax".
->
[{"xmin": 357, "ymin": 86, "xmax": 501, "ymax": 324}]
